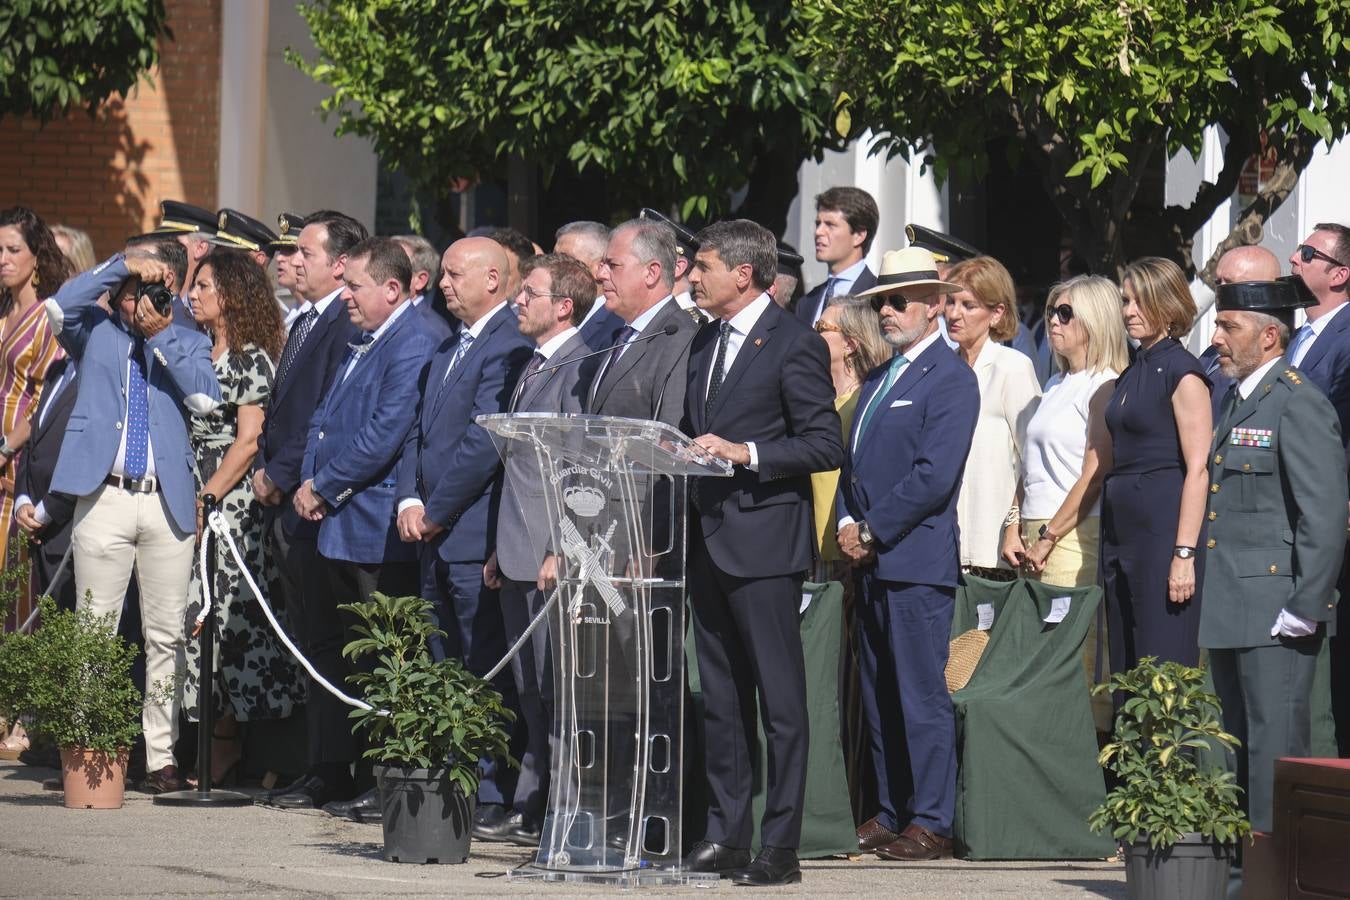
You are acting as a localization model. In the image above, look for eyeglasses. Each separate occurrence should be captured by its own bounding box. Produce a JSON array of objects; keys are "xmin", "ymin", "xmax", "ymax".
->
[
  {"xmin": 519, "ymin": 285, "xmax": 565, "ymax": 303},
  {"xmin": 1297, "ymin": 244, "xmax": 1348, "ymax": 268},
  {"xmin": 1047, "ymin": 303, "xmax": 1075, "ymax": 325},
  {"xmin": 814, "ymin": 320, "xmax": 843, "ymax": 335}
]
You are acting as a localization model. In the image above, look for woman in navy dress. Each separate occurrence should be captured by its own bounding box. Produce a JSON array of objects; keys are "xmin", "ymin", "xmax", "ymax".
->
[{"xmin": 1100, "ymin": 257, "xmax": 1213, "ymax": 671}]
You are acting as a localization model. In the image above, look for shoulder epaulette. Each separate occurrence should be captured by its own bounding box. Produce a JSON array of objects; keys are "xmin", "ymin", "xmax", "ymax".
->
[{"xmin": 1282, "ymin": 368, "xmax": 1304, "ymax": 386}]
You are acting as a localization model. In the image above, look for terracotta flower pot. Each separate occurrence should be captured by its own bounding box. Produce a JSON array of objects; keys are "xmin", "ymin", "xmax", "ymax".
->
[{"xmin": 60, "ymin": 747, "xmax": 129, "ymax": 809}]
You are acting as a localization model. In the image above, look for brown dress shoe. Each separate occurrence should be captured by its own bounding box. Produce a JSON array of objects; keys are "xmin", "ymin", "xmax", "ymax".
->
[
  {"xmin": 875, "ymin": 823, "xmax": 954, "ymax": 861},
  {"xmin": 856, "ymin": 815, "xmax": 902, "ymax": 851},
  {"xmin": 138, "ymin": 765, "xmax": 185, "ymax": 795}
]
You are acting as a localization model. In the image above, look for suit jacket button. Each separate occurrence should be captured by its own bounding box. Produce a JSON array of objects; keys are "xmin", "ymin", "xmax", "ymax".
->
[
  {"xmin": 318, "ymin": 431, "xmax": 325, "ymax": 439},
  {"xmin": 1243, "ymin": 463, "xmax": 1251, "ymax": 472},
  {"xmin": 1210, "ymin": 483, "xmax": 1219, "ymax": 493},
  {"xmin": 1207, "ymin": 511, "xmax": 1217, "ymax": 521},
  {"xmin": 1269, "ymin": 565, "xmax": 1278, "ymax": 574},
  {"xmin": 1213, "ymin": 454, "xmax": 1223, "ymax": 464},
  {"xmin": 115, "ymin": 421, "xmax": 122, "ymax": 430},
  {"xmin": 1206, "ymin": 538, "xmax": 1216, "ymax": 549}
]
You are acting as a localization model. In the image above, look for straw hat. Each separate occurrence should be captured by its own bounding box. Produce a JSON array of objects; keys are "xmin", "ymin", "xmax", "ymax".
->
[
  {"xmin": 945, "ymin": 628, "xmax": 990, "ymax": 693},
  {"xmin": 855, "ymin": 246, "xmax": 962, "ymax": 298}
]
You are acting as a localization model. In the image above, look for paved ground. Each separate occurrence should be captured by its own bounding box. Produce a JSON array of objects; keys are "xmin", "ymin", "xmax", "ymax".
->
[{"xmin": 0, "ymin": 761, "xmax": 1126, "ymax": 898}]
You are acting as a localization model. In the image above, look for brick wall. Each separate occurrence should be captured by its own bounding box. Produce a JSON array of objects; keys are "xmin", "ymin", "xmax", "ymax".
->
[{"xmin": 0, "ymin": 0, "xmax": 222, "ymax": 259}]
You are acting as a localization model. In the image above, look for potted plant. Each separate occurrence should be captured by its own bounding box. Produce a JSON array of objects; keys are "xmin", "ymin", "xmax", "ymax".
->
[
  {"xmin": 341, "ymin": 593, "xmax": 514, "ymax": 864},
  {"xmin": 1089, "ymin": 657, "xmax": 1250, "ymax": 900},
  {"xmin": 0, "ymin": 597, "xmax": 142, "ymax": 809}
]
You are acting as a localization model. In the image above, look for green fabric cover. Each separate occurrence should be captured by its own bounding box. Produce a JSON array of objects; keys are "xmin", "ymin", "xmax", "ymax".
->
[
  {"xmin": 685, "ymin": 581, "xmax": 856, "ymax": 858},
  {"xmin": 951, "ymin": 575, "xmax": 1114, "ymax": 860}
]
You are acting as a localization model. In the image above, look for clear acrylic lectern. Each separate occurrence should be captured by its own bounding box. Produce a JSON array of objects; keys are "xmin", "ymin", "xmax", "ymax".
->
[{"xmin": 479, "ymin": 413, "xmax": 730, "ymax": 887}]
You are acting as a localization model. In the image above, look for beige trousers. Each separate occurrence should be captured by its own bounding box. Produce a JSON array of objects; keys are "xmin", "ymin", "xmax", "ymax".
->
[
  {"xmin": 73, "ymin": 485, "xmax": 195, "ymax": 772},
  {"xmin": 1022, "ymin": 516, "xmax": 1112, "ymax": 733}
]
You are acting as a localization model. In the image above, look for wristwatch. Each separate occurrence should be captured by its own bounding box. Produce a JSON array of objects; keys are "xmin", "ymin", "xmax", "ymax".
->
[
  {"xmin": 1173, "ymin": 546, "xmax": 1196, "ymax": 560},
  {"xmin": 0, "ymin": 436, "xmax": 13, "ymax": 459},
  {"xmin": 1038, "ymin": 523, "xmax": 1059, "ymax": 544},
  {"xmin": 857, "ymin": 521, "xmax": 875, "ymax": 545}
]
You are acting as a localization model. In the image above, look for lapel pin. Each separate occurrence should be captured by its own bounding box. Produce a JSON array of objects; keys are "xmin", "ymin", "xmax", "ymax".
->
[{"xmin": 753, "ymin": 338, "xmax": 762, "ymax": 347}]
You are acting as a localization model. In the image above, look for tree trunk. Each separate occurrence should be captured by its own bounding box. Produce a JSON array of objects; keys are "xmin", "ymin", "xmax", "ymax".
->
[{"xmin": 736, "ymin": 135, "xmax": 806, "ymax": 238}]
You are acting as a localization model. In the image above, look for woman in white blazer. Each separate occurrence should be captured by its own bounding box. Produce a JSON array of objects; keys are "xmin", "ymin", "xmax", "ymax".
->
[{"xmin": 944, "ymin": 256, "xmax": 1041, "ymax": 579}]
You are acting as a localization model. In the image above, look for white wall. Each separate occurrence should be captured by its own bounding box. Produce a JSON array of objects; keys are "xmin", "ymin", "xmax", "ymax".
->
[{"xmin": 259, "ymin": 2, "xmax": 378, "ymax": 230}]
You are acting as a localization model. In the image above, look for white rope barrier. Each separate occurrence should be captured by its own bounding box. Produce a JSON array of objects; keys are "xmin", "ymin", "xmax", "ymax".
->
[{"xmin": 204, "ymin": 509, "xmax": 559, "ymax": 714}]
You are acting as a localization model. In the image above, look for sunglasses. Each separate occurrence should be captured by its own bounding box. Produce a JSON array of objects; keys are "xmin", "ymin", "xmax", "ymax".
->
[
  {"xmin": 869, "ymin": 293, "xmax": 910, "ymax": 314},
  {"xmin": 1297, "ymin": 244, "xmax": 1348, "ymax": 268},
  {"xmin": 1047, "ymin": 303, "xmax": 1074, "ymax": 325},
  {"xmin": 814, "ymin": 320, "xmax": 843, "ymax": 335}
]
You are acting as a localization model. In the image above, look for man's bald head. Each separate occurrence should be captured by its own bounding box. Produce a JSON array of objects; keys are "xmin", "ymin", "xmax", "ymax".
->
[
  {"xmin": 1216, "ymin": 245, "xmax": 1281, "ymax": 285},
  {"xmin": 440, "ymin": 236, "xmax": 510, "ymax": 325}
]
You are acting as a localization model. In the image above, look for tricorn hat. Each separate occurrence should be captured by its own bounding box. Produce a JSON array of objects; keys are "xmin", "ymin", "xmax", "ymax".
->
[
  {"xmin": 905, "ymin": 224, "xmax": 981, "ymax": 265},
  {"xmin": 856, "ymin": 247, "xmax": 963, "ymax": 298},
  {"xmin": 1216, "ymin": 277, "xmax": 1316, "ymax": 314}
]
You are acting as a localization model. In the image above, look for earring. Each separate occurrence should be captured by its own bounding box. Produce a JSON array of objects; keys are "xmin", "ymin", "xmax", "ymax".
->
[{"xmin": 31, "ymin": 273, "xmax": 38, "ymax": 290}]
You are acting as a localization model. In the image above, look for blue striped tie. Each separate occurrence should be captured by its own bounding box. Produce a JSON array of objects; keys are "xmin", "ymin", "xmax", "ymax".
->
[{"xmin": 124, "ymin": 339, "xmax": 150, "ymax": 480}]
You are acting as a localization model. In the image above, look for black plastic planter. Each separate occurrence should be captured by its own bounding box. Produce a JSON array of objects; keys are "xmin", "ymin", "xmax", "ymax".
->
[
  {"xmin": 1124, "ymin": 833, "xmax": 1234, "ymax": 900},
  {"xmin": 374, "ymin": 764, "xmax": 475, "ymax": 864}
]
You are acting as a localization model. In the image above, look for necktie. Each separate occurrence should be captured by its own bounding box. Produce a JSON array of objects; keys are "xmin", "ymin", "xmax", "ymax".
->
[
  {"xmin": 1288, "ymin": 324, "xmax": 1313, "ymax": 366},
  {"xmin": 817, "ymin": 276, "xmax": 838, "ymax": 321},
  {"xmin": 442, "ymin": 330, "xmax": 475, "ymax": 386},
  {"xmin": 510, "ymin": 350, "xmax": 547, "ymax": 412},
  {"xmin": 275, "ymin": 307, "xmax": 318, "ymax": 387},
  {"xmin": 595, "ymin": 325, "xmax": 637, "ymax": 390},
  {"xmin": 1216, "ymin": 384, "xmax": 1240, "ymax": 434},
  {"xmin": 704, "ymin": 321, "xmax": 733, "ymax": 422},
  {"xmin": 854, "ymin": 354, "xmax": 908, "ymax": 449},
  {"xmin": 124, "ymin": 339, "xmax": 150, "ymax": 480}
]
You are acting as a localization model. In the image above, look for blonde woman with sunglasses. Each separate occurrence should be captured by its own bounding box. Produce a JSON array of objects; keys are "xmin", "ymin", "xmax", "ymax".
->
[{"xmin": 1003, "ymin": 275, "xmax": 1129, "ymax": 733}]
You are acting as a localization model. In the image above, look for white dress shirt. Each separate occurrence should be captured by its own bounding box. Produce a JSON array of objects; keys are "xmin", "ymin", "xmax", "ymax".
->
[
  {"xmin": 1290, "ymin": 301, "xmax": 1348, "ymax": 367},
  {"xmin": 111, "ymin": 337, "xmax": 158, "ymax": 481},
  {"xmin": 340, "ymin": 299, "xmax": 412, "ymax": 384},
  {"xmin": 811, "ymin": 258, "xmax": 868, "ymax": 325},
  {"xmin": 705, "ymin": 292, "xmax": 774, "ymax": 471}
]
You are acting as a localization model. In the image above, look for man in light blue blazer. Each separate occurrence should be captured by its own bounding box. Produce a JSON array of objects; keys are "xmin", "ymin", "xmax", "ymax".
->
[
  {"xmin": 45, "ymin": 248, "xmax": 221, "ymax": 793},
  {"xmin": 836, "ymin": 248, "xmax": 979, "ymax": 862},
  {"xmin": 280, "ymin": 238, "xmax": 439, "ymax": 815},
  {"xmin": 396, "ymin": 236, "xmax": 533, "ymax": 834}
]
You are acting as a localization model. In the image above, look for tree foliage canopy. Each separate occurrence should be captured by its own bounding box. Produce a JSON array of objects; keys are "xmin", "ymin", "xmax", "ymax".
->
[
  {"xmin": 291, "ymin": 0, "xmax": 832, "ymax": 228},
  {"xmin": 0, "ymin": 0, "xmax": 169, "ymax": 121},
  {"xmin": 804, "ymin": 0, "xmax": 1350, "ymax": 273}
]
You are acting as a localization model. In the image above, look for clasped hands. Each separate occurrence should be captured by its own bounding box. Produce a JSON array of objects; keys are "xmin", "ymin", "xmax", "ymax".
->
[
  {"xmin": 836, "ymin": 523, "xmax": 875, "ymax": 563},
  {"xmin": 292, "ymin": 479, "xmax": 327, "ymax": 522},
  {"xmin": 396, "ymin": 504, "xmax": 445, "ymax": 543}
]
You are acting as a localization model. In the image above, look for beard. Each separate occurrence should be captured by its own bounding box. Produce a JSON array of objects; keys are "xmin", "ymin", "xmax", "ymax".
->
[
  {"xmin": 882, "ymin": 319, "xmax": 929, "ymax": 350},
  {"xmin": 1217, "ymin": 340, "xmax": 1266, "ymax": 380}
]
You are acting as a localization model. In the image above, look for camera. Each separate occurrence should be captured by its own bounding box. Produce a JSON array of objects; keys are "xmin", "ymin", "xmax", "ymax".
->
[{"xmin": 136, "ymin": 281, "xmax": 174, "ymax": 318}]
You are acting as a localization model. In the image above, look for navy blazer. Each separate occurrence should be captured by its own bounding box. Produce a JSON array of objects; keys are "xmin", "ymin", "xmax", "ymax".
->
[
  {"xmin": 684, "ymin": 300, "xmax": 844, "ymax": 578},
  {"xmin": 414, "ymin": 297, "xmax": 455, "ymax": 343},
  {"xmin": 1296, "ymin": 306, "xmax": 1350, "ymax": 471},
  {"xmin": 15, "ymin": 357, "xmax": 80, "ymax": 531},
  {"xmin": 397, "ymin": 303, "xmax": 533, "ymax": 563},
  {"xmin": 578, "ymin": 303, "xmax": 626, "ymax": 351},
  {"xmin": 302, "ymin": 303, "xmax": 438, "ymax": 564},
  {"xmin": 45, "ymin": 256, "xmax": 221, "ymax": 535},
  {"xmin": 795, "ymin": 265, "xmax": 878, "ymax": 325},
  {"xmin": 257, "ymin": 294, "xmax": 360, "ymax": 537},
  {"xmin": 837, "ymin": 335, "xmax": 979, "ymax": 587}
]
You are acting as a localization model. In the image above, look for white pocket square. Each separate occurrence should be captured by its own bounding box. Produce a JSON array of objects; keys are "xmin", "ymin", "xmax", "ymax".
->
[{"xmin": 889, "ymin": 399, "xmax": 912, "ymax": 408}]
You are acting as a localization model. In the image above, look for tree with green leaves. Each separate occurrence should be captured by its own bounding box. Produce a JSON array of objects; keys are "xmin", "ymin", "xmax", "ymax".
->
[
  {"xmin": 804, "ymin": 0, "xmax": 1350, "ymax": 277},
  {"xmin": 0, "ymin": 0, "xmax": 169, "ymax": 121},
  {"xmin": 290, "ymin": 0, "xmax": 833, "ymax": 232}
]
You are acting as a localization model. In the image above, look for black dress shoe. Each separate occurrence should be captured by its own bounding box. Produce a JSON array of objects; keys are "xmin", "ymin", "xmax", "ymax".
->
[
  {"xmin": 265, "ymin": 773, "xmax": 311, "ymax": 802},
  {"xmin": 473, "ymin": 808, "xmax": 541, "ymax": 845},
  {"xmin": 322, "ymin": 787, "xmax": 381, "ymax": 823},
  {"xmin": 272, "ymin": 775, "xmax": 354, "ymax": 810},
  {"xmin": 684, "ymin": 840, "xmax": 752, "ymax": 875},
  {"xmin": 729, "ymin": 846, "xmax": 801, "ymax": 886},
  {"xmin": 471, "ymin": 802, "xmax": 510, "ymax": 841}
]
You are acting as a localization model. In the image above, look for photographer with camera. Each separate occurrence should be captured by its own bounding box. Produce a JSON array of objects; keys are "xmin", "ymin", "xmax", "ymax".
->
[{"xmin": 42, "ymin": 247, "xmax": 221, "ymax": 794}]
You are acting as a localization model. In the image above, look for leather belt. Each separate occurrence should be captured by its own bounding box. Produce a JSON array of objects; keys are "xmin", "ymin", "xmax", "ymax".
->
[{"xmin": 105, "ymin": 473, "xmax": 159, "ymax": 494}]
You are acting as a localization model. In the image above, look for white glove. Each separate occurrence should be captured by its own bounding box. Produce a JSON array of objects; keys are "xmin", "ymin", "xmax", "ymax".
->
[{"xmin": 1271, "ymin": 608, "xmax": 1318, "ymax": 639}]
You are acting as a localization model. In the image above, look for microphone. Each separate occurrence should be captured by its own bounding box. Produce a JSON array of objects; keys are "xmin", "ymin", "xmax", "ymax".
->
[{"xmin": 510, "ymin": 323, "xmax": 679, "ymax": 411}]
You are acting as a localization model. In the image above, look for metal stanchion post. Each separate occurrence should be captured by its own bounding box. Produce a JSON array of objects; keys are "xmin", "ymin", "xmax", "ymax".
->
[{"xmin": 155, "ymin": 494, "xmax": 252, "ymax": 807}]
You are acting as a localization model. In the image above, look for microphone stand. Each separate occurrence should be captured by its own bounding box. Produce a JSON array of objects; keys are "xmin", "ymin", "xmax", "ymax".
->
[{"xmin": 154, "ymin": 494, "xmax": 252, "ymax": 807}]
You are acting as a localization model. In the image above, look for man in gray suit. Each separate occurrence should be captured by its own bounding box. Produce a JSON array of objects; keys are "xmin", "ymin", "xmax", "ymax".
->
[
  {"xmin": 1203, "ymin": 279, "xmax": 1347, "ymax": 838},
  {"xmin": 479, "ymin": 253, "xmax": 598, "ymax": 844},
  {"xmin": 585, "ymin": 218, "xmax": 699, "ymax": 424}
]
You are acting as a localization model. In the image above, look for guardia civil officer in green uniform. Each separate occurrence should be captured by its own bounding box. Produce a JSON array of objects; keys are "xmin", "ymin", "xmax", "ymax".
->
[{"xmin": 1202, "ymin": 278, "xmax": 1347, "ymax": 837}]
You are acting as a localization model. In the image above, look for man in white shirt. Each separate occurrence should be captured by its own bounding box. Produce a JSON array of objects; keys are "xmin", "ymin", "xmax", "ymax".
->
[{"xmin": 1202, "ymin": 279, "xmax": 1347, "ymax": 834}]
